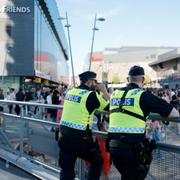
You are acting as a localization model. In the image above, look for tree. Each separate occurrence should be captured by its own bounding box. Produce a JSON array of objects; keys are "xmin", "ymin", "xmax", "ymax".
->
[
  {"xmin": 112, "ymin": 76, "xmax": 121, "ymax": 84},
  {"xmin": 144, "ymin": 75, "xmax": 151, "ymax": 84}
]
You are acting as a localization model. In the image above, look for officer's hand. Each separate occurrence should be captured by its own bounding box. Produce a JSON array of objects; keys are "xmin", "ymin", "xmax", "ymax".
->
[
  {"xmin": 96, "ymin": 83, "xmax": 110, "ymax": 101},
  {"xmin": 96, "ymin": 83, "xmax": 107, "ymax": 93}
]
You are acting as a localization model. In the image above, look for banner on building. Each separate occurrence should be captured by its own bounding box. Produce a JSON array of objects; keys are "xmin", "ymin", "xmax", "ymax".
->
[{"xmin": 91, "ymin": 56, "xmax": 103, "ymax": 62}]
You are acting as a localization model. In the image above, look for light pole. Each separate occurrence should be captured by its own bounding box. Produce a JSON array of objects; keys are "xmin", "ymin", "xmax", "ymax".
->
[
  {"xmin": 89, "ymin": 14, "xmax": 105, "ymax": 70},
  {"xmin": 60, "ymin": 12, "xmax": 75, "ymax": 87}
]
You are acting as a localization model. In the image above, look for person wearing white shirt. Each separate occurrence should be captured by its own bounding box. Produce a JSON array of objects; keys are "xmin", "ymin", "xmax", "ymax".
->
[
  {"xmin": 46, "ymin": 90, "xmax": 53, "ymax": 121},
  {"xmin": 7, "ymin": 88, "xmax": 15, "ymax": 114}
]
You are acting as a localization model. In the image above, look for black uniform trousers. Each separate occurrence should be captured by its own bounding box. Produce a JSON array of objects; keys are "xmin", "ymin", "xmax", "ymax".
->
[
  {"xmin": 110, "ymin": 141, "xmax": 150, "ymax": 180},
  {"xmin": 58, "ymin": 134, "xmax": 103, "ymax": 180}
]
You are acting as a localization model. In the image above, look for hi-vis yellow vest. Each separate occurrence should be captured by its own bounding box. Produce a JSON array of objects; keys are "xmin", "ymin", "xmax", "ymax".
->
[
  {"xmin": 109, "ymin": 88, "xmax": 147, "ymax": 134},
  {"xmin": 61, "ymin": 88, "xmax": 109, "ymax": 130}
]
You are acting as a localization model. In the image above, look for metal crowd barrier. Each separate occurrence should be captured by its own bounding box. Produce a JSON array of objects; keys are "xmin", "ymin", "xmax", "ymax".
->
[{"xmin": 0, "ymin": 100, "xmax": 179, "ymax": 179}]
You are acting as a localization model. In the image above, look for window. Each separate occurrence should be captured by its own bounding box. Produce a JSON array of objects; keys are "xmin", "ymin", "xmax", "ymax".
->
[{"xmin": 173, "ymin": 64, "xmax": 177, "ymax": 70}]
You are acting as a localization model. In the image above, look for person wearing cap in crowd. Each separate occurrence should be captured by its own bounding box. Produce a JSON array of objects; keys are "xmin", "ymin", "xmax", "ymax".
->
[
  {"xmin": 58, "ymin": 71, "xmax": 110, "ymax": 180},
  {"xmin": 108, "ymin": 65, "xmax": 179, "ymax": 180}
]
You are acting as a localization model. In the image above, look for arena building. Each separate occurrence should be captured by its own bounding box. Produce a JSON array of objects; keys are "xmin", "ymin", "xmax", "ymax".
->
[
  {"xmin": 87, "ymin": 46, "xmax": 175, "ymax": 85},
  {"xmin": 150, "ymin": 48, "xmax": 180, "ymax": 88}
]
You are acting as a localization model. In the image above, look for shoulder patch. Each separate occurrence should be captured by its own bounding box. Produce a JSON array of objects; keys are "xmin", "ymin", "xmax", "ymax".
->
[
  {"xmin": 79, "ymin": 90, "xmax": 90, "ymax": 95},
  {"xmin": 130, "ymin": 89, "xmax": 143, "ymax": 96},
  {"xmin": 112, "ymin": 91, "xmax": 116, "ymax": 96}
]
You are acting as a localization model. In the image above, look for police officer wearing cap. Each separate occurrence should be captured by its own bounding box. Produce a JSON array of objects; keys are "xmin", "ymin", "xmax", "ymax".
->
[
  {"xmin": 108, "ymin": 65, "xmax": 179, "ymax": 180},
  {"xmin": 58, "ymin": 71, "xmax": 110, "ymax": 180}
]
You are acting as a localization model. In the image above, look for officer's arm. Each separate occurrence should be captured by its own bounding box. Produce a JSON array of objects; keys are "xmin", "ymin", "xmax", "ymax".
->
[
  {"xmin": 140, "ymin": 92, "xmax": 175, "ymax": 117},
  {"xmin": 86, "ymin": 92, "xmax": 100, "ymax": 114},
  {"xmin": 95, "ymin": 83, "xmax": 110, "ymax": 101},
  {"xmin": 168, "ymin": 108, "xmax": 179, "ymax": 117},
  {"xmin": 86, "ymin": 83, "xmax": 109, "ymax": 114}
]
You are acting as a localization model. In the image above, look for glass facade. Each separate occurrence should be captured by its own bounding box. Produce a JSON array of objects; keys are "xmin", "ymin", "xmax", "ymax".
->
[
  {"xmin": 43, "ymin": 0, "xmax": 68, "ymax": 53},
  {"xmin": 34, "ymin": 0, "xmax": 69, "ymax": 84}
]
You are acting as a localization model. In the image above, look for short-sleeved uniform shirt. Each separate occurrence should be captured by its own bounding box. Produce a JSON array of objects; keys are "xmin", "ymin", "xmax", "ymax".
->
[{"xmin": 121, "ymin": 83, "xmax": 173, "ymax": 117}]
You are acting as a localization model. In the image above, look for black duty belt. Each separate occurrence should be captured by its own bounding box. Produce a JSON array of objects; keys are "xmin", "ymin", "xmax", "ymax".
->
[
  {"xmin": 110, "ymin": 140, "xmax": 134, "ymax": 148},
  {"xmin": 60, "ymin": 125, "xmax": 92, "ymax": 137}
]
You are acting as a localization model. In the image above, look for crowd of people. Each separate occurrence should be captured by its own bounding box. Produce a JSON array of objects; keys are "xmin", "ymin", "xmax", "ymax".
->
[
  {"xmin": 1, "ymin": 86, "xmax": 179, "ymax": 121},
  {"xmin": 152, "ymin": 88, "xmax": 180, "ymax": 110},
  {"xmin": 150, "ymin": 88, "xmax": 180, "ymax": 136},
  {"xmin": 0, "ymin": 86, "xmax": 67, "ymax": 123}
]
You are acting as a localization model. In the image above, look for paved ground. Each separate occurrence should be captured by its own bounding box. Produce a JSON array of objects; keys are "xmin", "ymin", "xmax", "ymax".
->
[
  {"xmin": 0, "ymin": 109, "xmax": 179, "ymax": 180},
  {"xmin": 0, "ymin": 158, "xmax": 38, "ymax": 180}
]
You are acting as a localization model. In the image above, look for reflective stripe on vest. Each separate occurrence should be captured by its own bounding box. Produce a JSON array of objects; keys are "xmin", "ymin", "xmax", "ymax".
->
[
  {"xmin": 61, "ymin": 121, "xmax": 88, "ymax": 130},
  {"xmin": 61, "ymin": 88, "xmax": 109, "ymax": 130},
  {"xmin": 108, "ymin": 127, "xmax": 145, "ymax": 133},
  {"xmin": 109, "ymin": 88, "xmax": 146, "ymax": 134}
]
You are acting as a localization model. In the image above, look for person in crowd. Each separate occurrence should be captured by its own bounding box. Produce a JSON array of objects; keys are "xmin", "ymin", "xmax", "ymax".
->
[
  {"xmin": 56, "ymin": 91, "xmax": 65, "ymax": 123},
  {"xmin": 170, "ymin": 91, "xmax": 179, "ymax": 109},
  {"xmin": 36, "ymin": 88, "xmax": 41, "ymax": 99},
  {"xmin": 162, "ymin": 91, "xmax": 171, "ymax": 103},
  {"xmin": 108, "ymin": 65, "xmax": 179, "ymax": 180},
  {"xmin": 7, "ymin": 88, "xmax": 15, "ymax": 114},
  {"xmin": 51, "ymin": 89, "xmax": 60, "ymax": 123},
  {"xmin": 30, "ymin": 88, "xmax": 37, "ymax": 100},
  {"xmin": 15, "ymin": 88, "xmax": 25, "ymax": 115},
  {"xmin": 0, "ymin": 89, "xmax": 4, "ymax": 125},
  {"xmin": 46, "ymin": 89, "xmax": 53, "ymax": 121},
  {"xmin": 41, "ymin": 87, "xmax": 49, "ymax": 101},
  {"xmin": 151, "ymin": 120, "xmax": 165, "ymax": 142},
  {"xmin": 0, "ymin": 89, "xmax": 4, "ymax": 110},
  {"xmin": 25, "ymin": 89, "xmax": 33, "ymax": 102},
  {"xmin": 58, "ymin": 71, "xmax": 109, "ymax": 180},
  {"xmin": 177, "ymin": 90, "xmax": 180, "ymax": 134}
]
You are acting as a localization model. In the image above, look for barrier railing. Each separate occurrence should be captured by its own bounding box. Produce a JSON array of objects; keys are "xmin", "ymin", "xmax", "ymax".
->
[{"xmin": 0, "ymin": 100, "xmax": 179, "ymax": 179}]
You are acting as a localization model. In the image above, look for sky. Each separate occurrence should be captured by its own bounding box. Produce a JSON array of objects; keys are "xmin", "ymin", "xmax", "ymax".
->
[{"xmin": 56, "ymin": 0, "xmax": 180, "ymax": 75}]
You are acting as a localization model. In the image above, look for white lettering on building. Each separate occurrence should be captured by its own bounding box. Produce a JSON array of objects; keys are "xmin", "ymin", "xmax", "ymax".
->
[{"xmin": 0, "ymin": 6, "xmax": 31, "ymax": 13}]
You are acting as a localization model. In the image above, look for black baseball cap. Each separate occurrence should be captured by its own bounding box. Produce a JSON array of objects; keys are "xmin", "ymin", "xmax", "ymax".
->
[
  {"xmin": 79, "ymin": 71, "xmax": 96, "ymax": 82},
  {"xmin": 128, "ymin": 65, "xmax": 145, "ymax": 76}
]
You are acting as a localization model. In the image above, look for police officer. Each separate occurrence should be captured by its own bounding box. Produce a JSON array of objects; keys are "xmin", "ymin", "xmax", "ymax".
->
[
  {"xmin": 58, "ymin": 71, "xmax": 109, "ymax": 180},
  {"xmin": 108, "ymin": 65, "xmax": 179, "ymax": 180}
]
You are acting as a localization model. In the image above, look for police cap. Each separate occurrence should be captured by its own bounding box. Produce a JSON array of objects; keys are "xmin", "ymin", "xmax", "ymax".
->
[
  {"xmin": 79, "ymin": 71, "xmax": 96, "ymax": 82},
  {"xmin": 128, "ymin": 65, "xmax": 145, "ymax": 76}
]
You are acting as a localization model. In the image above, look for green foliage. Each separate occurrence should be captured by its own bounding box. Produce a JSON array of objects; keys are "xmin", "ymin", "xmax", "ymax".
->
[
  {"xmin": 112, "ymin": 76, "xmax": 121, "ymax": 83},
  {"xmin": 144, "ymin": 75, "xmax": 151, "ymax": 84}
]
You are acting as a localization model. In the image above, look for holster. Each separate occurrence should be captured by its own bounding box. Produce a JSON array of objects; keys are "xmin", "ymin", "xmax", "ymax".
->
[
  {"xmin": 134, "ymin": 139, "xmax": 156, "ymax": 165},
  {"xmin": 82, "ymin": 135, "xmax": 93, "ymax": 143},
  {"xmin": 133, "ymin": 139, "xmax": 156, "ymax": 179}
]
